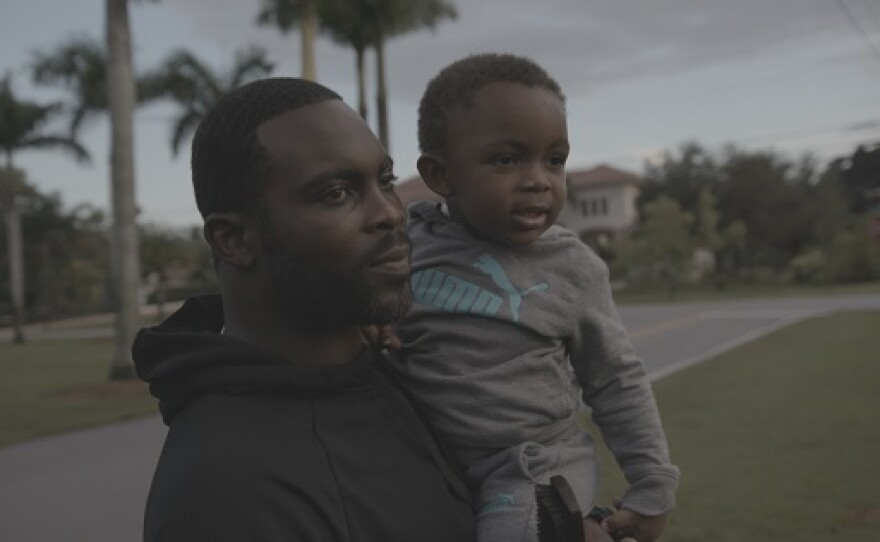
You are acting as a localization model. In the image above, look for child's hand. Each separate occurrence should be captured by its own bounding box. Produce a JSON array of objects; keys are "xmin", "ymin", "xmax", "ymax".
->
[
  {"xmin": 360, "ymin": 325, "xmax": 402, "ymax": 350},
  {"xmin": 582, "ymin": 516, "xmax": 615, "ymax": 541},
  {"xmin": 600, "ymin": 499, "xmax": 667, "ymax": 542}
]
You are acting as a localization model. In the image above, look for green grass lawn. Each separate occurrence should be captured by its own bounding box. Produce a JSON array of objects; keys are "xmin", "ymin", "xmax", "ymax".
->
[
  {"xmin": 591, "ymin": 310, "xmax": 880, "ymax": 541},
  {"xmin": 0, "ymin": 338, "xmax": 156, "ymax": 448}
]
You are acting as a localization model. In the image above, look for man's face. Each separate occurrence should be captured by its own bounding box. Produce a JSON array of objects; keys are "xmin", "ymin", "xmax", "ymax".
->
[
  {"xmin": 441, "ymin": 82, "xmax": 569, "ymax": 247},
  {"xmin": 255, "ymin": 100, "xmax": 411, "ymax": 330}
]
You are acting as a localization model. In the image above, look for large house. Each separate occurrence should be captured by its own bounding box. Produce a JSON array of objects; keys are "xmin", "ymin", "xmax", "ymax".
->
[
  {"xmin": 557, "ymin": 164, "xmax": 642, "ymax": 245},
  {"xmin": 394, "ymin": 164, "xmax": 642, "ymax": 245}
]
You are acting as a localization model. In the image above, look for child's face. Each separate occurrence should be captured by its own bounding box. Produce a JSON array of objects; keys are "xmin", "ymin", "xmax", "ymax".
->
[{"xmin": 441, "ymin": 82, "xmax": 568, "ymax": 247}]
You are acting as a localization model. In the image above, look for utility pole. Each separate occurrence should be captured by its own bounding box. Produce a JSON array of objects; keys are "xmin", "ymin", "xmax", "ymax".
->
[{"xmin": 3, "ymin": 194, "xmax": 25, "ymax": 343}]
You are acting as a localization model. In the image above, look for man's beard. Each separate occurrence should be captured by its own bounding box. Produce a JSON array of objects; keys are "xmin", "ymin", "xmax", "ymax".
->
[{"xmin": 264, "ymin": 240, "xmax": 411, "ymax": 333}]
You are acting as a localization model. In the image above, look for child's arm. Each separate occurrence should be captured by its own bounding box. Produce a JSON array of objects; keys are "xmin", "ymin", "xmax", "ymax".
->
[{"xmin": 565, "ymin": 246, "xmax": 680, "ymax": 526}]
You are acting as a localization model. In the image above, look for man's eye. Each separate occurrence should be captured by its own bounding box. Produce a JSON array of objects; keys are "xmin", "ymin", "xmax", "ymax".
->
[
  {"xmin": 323, "ymin": 187, "xmax": 352, "ymax": 202},
  {"xmin": 379, "ymin": 173, "xmax": 399, "ymax": 190}
]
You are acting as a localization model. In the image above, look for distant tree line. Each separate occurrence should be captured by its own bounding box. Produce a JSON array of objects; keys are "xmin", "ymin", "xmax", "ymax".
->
[
  {"xmin": 0, "ymin": 167, "xmax": 214, "ymax": 323},
  {"xmin": 608, "ymin": 141, "xmax": 880, "ymax": 294}
]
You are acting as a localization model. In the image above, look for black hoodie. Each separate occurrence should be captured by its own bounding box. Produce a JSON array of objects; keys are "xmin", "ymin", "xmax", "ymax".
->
[{"xmin": 134, "ymin": 295, "xmax": 475, "ymax": 542}]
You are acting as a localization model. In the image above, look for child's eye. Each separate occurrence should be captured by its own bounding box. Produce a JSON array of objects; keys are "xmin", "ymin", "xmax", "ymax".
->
[
  {"xmin": 491, "ymin": 155, "xmax": 517, "ymax": 167},
  {"xmin": 547, "ymin": 154, "xmax": 567, "ymax": 168}
]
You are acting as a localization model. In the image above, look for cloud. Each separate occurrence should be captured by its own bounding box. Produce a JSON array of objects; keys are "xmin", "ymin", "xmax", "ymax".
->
[{"xmin": 157, "ymin": 0, "xmax": 852, "ymax": 106}]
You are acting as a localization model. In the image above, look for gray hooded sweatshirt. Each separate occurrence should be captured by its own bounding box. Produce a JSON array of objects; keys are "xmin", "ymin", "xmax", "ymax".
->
[{"xmin": 392, "ymin": 201, "xmax": 679, "ymax": 515}]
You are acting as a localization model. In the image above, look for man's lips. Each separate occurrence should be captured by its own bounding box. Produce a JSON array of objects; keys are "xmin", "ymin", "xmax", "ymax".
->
[{"xmin": 368, "ymin": 238, "xmax": 411, "ymax": 274}]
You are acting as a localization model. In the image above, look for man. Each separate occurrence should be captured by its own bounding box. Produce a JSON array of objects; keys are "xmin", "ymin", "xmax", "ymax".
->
[{"xmin": 133, "ymin": 78, "xmax": 476, "ymax": 541}]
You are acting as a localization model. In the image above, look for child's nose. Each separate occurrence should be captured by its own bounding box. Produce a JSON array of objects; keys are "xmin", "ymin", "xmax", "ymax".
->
[{"xmin": 519, "ymin": 164, "xmax": 552, "ymax": 192}]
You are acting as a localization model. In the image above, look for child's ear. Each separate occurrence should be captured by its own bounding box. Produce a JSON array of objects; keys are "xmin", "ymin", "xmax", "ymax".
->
[
  {"xmin": 203, "ymin": 212, "xmax": 258, "ymax": 269},
  {"xmin": 417, "ymin": 153, "xmax": 454, "ymax": 197}
]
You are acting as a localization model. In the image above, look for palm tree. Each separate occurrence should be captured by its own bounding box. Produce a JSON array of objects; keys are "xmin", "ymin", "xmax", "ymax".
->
[
  {"xmin": 105, "ymin": 0, "xmax": 141, "ymax": 379},
  {"xmin": 145, "ymin": 46, "xmax": 274, "ymax": 156},
  {"xmin": 256, "ymin": 0, "xmax": 319, "ymax": 81},
  {"xmin": 0, "ymin": 75, "xmax": 90, "ymax": 343},
  {"xmin": 316, "ymin": 0, "xmax": 456, "ymax": 147},
  {"xmin": 369, "ymin": 0, "xmax": 457, "ymax": 150},
  {"xmin": 318, "ymin": 1, "xmax": 373, "ymax": 118}
]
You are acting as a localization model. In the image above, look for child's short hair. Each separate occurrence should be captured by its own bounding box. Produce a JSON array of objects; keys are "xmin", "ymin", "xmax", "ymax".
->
[{"xmin": 417, "ymin": 53, "xmax": 565, "ymax": 154}]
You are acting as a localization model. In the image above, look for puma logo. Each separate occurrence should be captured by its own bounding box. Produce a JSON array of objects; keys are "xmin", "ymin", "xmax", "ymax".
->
[
  {"xmin": 410, "ymin": 253, "xmax": 547, "ymax": 322},
  {"xmin": 472, "ymin": 254, "xmax": 547, "ymax": 322}
]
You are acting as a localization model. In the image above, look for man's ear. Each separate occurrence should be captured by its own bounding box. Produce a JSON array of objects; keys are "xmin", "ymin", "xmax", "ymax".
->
[
  {"xmin": 417, "ymin": 153, "xmax": 454, "ymax": 197},
  {"xmin": 203, "ymin": 212, "xmax": 258, "ymax": 269}
]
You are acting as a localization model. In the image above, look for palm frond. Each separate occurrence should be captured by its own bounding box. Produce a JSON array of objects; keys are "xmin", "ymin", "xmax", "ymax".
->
[
  {"xmin": 19, "ymin": 135, "xmax": 91, "ymax": 164},
  {"xmin": 31, "ymin": 36, "xmax": 108, "ymax": 136},
  {"xmin": 229, "ymin": 46, "xmax": 275, "ymax": 88},
  {"xmin": 255, "ymin": 0, "xmax": 306, "ymax": 33},
  {"xmin": 160, "ymin": 49, "xmax": 223, "ymax": 101},
  {"xmin": 170, "ymin": 109, "xmax": 202, "ymax": 157},
  {"xmin": 0, "ymin": 76, "xmax": 68, "ymax": 150},
  {"xmin": 135, "ymin": 70, "xmax": 169, "ymax": 103},
  {"xmin": 147, "ymin": 46, "xmax": 278, "ymax": 157}
]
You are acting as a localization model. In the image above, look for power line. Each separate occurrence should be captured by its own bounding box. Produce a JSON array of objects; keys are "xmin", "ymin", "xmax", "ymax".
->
[
  {"xmin": 726, "ymin": 119, "xmax": 880, "ymax": 146},
  {"xmin": 835, "ymin": 0, "xmax": 880, "ymax": 64},
  {"xmin": 590, "ymin": 119, "xmax": 880, "ymax": 165},
  {"xmin": 864, "ymin": 0, "xmax": 880, "ymax": 36}
]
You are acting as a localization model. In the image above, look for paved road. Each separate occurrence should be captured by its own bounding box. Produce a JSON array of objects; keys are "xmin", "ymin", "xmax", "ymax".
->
[
  {"xmin": 622, "ymin": 292, "xmax": 880, "ymax": 379},
  {"xmin": 1, "ymin": 293, "xmax": 878, "ymax": 541}
]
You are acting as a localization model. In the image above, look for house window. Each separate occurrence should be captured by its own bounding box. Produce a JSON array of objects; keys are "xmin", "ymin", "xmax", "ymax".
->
[{"xmin": 580, "ymin": 197, "xmax": 610, "ymax": 217}]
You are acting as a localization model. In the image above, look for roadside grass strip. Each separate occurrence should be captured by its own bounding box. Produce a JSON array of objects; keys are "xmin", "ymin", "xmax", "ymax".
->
[
  {"xmin": 591, "ymin": 310, "xmax": 880, "ymax": 541},
  {"xmin": 0, "ymin": 339, "xmax": 155, "ymax": 448}
]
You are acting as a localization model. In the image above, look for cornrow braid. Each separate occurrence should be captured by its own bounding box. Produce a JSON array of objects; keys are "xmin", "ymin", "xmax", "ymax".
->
[
  {"xmin": 417, "ymin": 53, "xmax": 565, "ymax": 155},
  {"xmin": 190, "ymin": 77, "xmax": 341, "ymax": 219}
]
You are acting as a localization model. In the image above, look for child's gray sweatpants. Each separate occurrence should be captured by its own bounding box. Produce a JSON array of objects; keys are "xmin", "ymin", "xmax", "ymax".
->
[{"xmin": 461, "ymin": 431, "xmax": 600, "ymax": 542}]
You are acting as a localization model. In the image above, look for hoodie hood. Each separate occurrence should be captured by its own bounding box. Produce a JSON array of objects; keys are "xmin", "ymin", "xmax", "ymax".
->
[
  {"xmin": 133, "ymin": 294, "xmax": 372, "ymax": 424},
  {"xmin": 408, "ymin": 200, "xmax": 449, "ymax": 225}
]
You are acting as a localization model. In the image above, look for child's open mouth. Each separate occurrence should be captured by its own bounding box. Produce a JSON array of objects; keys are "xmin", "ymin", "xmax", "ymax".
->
[{"xmin": 511, "ymin": 207, "xmax": 549, "ymax": 229}]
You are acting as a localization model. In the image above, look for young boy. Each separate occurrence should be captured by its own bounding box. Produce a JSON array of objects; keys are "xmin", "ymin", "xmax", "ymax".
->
[{"xmin": 389, "ymin": 54, "xmax": 680, "ymax": 542}]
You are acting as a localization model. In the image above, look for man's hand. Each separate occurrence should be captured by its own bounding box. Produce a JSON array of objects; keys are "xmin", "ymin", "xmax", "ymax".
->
[
  {"xmin": 600, "ymin": 499, "xmax": 667, "ymax": 542},
  {"xmin": 360, "ymin": 325, "xmax": 402, "ymax": 350}
]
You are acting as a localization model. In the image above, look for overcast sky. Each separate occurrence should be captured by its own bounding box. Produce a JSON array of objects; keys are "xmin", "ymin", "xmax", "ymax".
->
[{"xmin": 2, "ymin": 0, "xmax": 880, "ymax": 228}]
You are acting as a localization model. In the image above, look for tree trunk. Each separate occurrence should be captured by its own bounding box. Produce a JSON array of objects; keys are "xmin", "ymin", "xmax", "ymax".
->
[
  {"xmin": 301, "ymin": 0, "xmax": 318, "ymax": 81},
  {"xmin": 374, "ymin": 33, "xmax": 389, "ymax": 151},
  {"xmin": 3, "ymin": 193, "xmax": 25, "ymax": 344},
  {"xmin": 106, "ymin": 0, "xmax": 141, "ymax": 380},
  {"xmin": 355, "ymin": 45, "xmax": 367, "ymax": 120}
]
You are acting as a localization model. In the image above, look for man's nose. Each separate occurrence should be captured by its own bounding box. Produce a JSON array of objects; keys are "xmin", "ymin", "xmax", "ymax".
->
[{"xmin": 367, "ymin": 185, "xmax": 405, "ymax": 231}]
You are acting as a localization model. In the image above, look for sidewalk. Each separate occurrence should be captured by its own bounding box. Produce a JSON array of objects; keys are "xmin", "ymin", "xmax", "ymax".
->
[{"xmin": 0, "ymin": 301, "xmax": 183, "ymax": 343}]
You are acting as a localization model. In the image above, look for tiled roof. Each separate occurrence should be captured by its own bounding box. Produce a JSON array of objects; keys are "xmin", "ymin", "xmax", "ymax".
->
[
  {"xmin": 393, "ymin": 175, "xmax": 442, "ymax": 206},
  {"xmin": 567, "ymin": 164, "xmax": 642, "ymax": 189}
]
